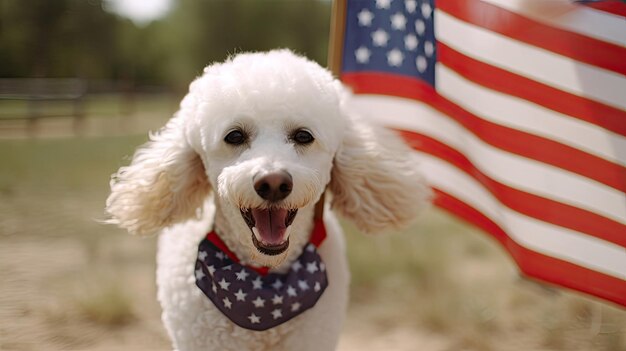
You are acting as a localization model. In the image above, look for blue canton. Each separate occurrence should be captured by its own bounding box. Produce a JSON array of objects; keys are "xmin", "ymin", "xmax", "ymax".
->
[
  {"xmin": 342, "ymin": 0, "xmax": 437, "ymax": 86},
  {"xmin": 195, "ymin": 240, "xmax": 328, "ymax": 331}
]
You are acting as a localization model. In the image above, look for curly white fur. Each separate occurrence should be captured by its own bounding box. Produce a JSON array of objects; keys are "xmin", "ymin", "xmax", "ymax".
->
[
  {"xmin": 330, "ymin": 111, "xmax": 431, "ymax": 233},
  {"xmin": 106, "ymin": 50, "xmax": 430, "ymax": 351},
  {"xmin": 106, "ymin": 116, "xmax": 211, "ymax": 236}
]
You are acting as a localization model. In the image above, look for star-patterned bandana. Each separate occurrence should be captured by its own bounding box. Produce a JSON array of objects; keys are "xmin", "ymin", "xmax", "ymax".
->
[{"xmin": 194, "ymin": 219, "xmax": 328, "ymax": 331}]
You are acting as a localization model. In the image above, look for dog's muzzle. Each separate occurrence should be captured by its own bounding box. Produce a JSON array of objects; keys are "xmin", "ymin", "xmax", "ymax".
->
[{"xmin": 241, "ymin": 170, "xmax": 298, "ymax": 255}]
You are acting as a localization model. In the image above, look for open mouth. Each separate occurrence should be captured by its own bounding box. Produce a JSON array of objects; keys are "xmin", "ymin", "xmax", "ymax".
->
[{"xmin": 240, "ymin": 208, "xmax": 298, "ymax": 256}]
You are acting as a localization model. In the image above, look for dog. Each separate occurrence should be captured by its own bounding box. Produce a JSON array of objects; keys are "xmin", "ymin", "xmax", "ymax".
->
[{"xmin": 106, "ymin": 49, "xmax": 429, "ymax": 351}]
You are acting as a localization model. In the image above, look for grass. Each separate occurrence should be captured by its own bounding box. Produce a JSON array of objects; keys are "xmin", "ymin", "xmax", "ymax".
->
[
  {"xmin": 0, "ymin": 135, "xmax": 624, "ymax": 350},
  {"xmin": 0, "ymin": 135, "xmax": 146, "ymax": 192},
  {"xmin": 74, "ymin": 276, "xmax": 136, "ymax": 327}
]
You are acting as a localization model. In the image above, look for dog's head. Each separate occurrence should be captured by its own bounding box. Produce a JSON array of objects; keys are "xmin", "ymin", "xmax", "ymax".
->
[{"xmin": 106, "ymin": 50, "xmax": 429, "ymax": 265}]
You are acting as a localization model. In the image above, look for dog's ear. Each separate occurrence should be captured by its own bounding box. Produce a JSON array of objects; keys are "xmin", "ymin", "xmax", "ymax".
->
[
  {"xmin": 329, "ymin": 112, "xmax": 431, "ymax": 234},
  {"xmin": 105, "ymin": 115, "xmax": 211, "ymax": 236}
]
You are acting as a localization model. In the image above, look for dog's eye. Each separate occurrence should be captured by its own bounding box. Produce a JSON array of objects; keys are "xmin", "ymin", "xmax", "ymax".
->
[
  {"xmin": 224, "ymin": 130, "xmax": 247, "ymax": 145},
  {"xmin": 292, "ymin": 130, "xmax": 314, "ymax": 145}
]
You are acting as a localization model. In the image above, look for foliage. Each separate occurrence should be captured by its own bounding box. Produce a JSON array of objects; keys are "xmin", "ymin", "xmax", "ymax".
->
[
  {"xmin": 0, "ymin": 0, "xmax": 120, "ymax": 78},
  {"xmin": 0, "ymin": 0, "xmax": 332, "ymax": 88}
]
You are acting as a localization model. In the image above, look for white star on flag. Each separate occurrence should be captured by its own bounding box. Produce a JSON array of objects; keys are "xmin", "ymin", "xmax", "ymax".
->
[
  {"xmin": 354, "ymin": 46, "xmax": 372, "ymax": 63},
  {"xmin": 272, "ymin": 279, "xmax": 283, "ymax": 290},
  {"xmin": 218, "ymin": 278, "xmax": 230, "ymax": 291},
  {"xmin": 358, "ymin": 8, "xmax": 374, "ymax": 27},
  {"xmin": 272, "ymin": 294, "xmax": 284, "ymax": 305},
  {"xmin": 416, "ymin": 55, "xmax": 427, "ymax": 73},
  {"xmin": 298, "ymin": 280, "xmax": 310, "ymax": 291},
  {"xmin": 375, "ymin": 0, "xmax": 391, "ymax": 10},
  {"xmin": 404, "ymin": 34, "xmax": 418, "ymax": 51},
  {"xmin": 198, "ymin": 251, "xmax": 208, "ymax": 260},
  {"xmin": 234, "ymin": 289, "xmax": 247, "ymax": 301},
  {"xmin": 211, "ymin": 283, "xmax": 217, "ymax": 293},
  {"xmin": 235, "ymin": 269, "xmax": 249, "ymax": 281},
  {"xmin": 372, "ymin": 29, "xmax": 390, "ymax": 47},
  {"xmin": 387, "ymin": 49, "xmax": 404, "ymax": 67},
  {"xmin": 248, "ymin": 313, "xmax": 260, "ymax": 324},
  {"xmin": 291, "ymin": 261, "xmax": 303, "ymax": 272},
  {"xmin": 314, "ymin": 282, "xmax": 321, "ymax": 292},
  {"xmin": 287, "ymin": 285, "xmax": 297, "ymax": 297},
  {"xmin": 271, "ymin": 309, "xmax": 283, "ymax": 320},
  {"xmin": 415, "ymin": 19, "xmax": 425, "ymax": 35},
  {"xmin": 215, "ymin": 251, "xmax": 226, "ymax": 260},
  {"xmin": 421, "ymin": 2, "xmax": 432, "ymax": 18},
  {"xmin": 424, "ymin": 41, "xmax": 434, "ymax": 57},
  {"xmin": 291, "ymin": 302, "xmax": 301, "ymax": 312},
  {"xmin": 207, "ymin": 265, "xmax": 216, "ymax": 276},
  {"xmin": 222, "ymin": 297, "xmax": 232, "ymax": 309},
  {"xmin": 252, "ymin": 296, "xmax": 266, "ymax": 308},
  {"xmin": 252, "ymin": 276, "xmax": 263, "ymax": 290},
  {"xmin": 306, "ymin": 261, "xmax": 318, "ymax": 274},
  {"xmin": 390, "ymin": 12, "xmax": 406, "ymax": 30},
  {"xmin": 405, "ymin": 0, "xmax": 417, "ymax": 13},
  {"xmin": 195, "ymin": 268, "xmax": 205, "ymax": 280}
]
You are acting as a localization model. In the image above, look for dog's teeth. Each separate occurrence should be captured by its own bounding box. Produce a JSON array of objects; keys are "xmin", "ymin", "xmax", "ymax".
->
[{"xmin": 252, "ymin": 226, "xmax": 260, "ymax": 240}]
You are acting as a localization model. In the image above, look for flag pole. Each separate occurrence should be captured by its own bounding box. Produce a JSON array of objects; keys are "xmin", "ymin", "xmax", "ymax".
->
[
  {"xmin": 321, "ymin": 0, "xmax": 346, "ymax": 220},
  {"xmin": 327, "ymin": 0, "xmax": 347, "ymax": 77}
]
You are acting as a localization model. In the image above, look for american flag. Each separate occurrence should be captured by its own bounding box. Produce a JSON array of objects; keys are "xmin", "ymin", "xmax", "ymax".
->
[{"xmin": 333, "ymin": 0, "xmax": 626, "ymax": 306}]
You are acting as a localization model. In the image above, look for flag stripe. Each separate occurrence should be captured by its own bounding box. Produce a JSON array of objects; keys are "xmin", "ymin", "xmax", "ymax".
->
[
  {"xmin": 580, "ymin": 0, "xmax": 626, "ymax": 17},
  {"xmin": 436, "ymin": 10, "xmax": 626, "ymax": 110},
  {"xmin": 419, "ymin": 153, "xmax": 626, "ymax": 279},
  {"xmin": 399, "ymin": 130, "xmax": 625, "ymax": 248},
  {"xmin": 481, "ymin": 0, "xmax": 626, "ymax": 46},
  {"xmin": 439, "ymin": 0, "xmax": 626, "ymax": 76},
  {"xmin": 438, "ymin": 42, "xmax": 626, "ymax": 137},
  {"xmin": 349, "ymin": 95, "xmax": 625, "ymax": 245},
  {"xmin": 346, "ymin": 92, "xmax": 626, "ymax": 224},
  {"xmin": 433, "ymin": 188, "xmax": 626, "ymax": 307},
  {"xmin": 342, "ymin": 72, "xmax": 626, "ymax": 194},
  {"xmin": 437, "ymin": 64, "xmax": 626, "ymax": 165}
]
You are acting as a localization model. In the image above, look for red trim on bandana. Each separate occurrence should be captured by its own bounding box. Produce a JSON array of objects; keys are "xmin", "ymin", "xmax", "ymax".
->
[{"xmin": 309, "ymin": 219, "xmax": 326, "ymax": 247}]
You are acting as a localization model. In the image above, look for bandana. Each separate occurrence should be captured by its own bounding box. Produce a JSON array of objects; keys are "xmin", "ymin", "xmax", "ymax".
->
[{"xmin": 195, "ymin": 219, "xmax": 328, "ymax": 331}]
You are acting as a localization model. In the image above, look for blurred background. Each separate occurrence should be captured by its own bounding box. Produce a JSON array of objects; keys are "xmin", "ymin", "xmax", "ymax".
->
[{"xmin": 0, "ymin": 1, "xmax": 624, "ymax": 350}]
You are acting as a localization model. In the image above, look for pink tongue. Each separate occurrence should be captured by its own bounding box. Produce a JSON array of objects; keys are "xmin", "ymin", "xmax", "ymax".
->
[{"xmin": 251, "ymin": 208, "xmax": 288, "ymax": 245}]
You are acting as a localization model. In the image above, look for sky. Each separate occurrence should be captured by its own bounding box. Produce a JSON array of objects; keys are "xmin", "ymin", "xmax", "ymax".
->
[{"xmin": 104, "ymin": 0, "xmax": 174, "ymax": 26}]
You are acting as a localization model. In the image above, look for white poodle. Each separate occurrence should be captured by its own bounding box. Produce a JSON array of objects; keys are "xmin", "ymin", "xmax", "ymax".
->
[{"xmin": 106, "ymin": 50, "xmax": 429, "ymax": 351}]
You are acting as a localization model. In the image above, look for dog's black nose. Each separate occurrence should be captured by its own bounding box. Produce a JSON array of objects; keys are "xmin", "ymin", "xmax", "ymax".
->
[{"xmin": 254, "ymin": 171, "xmax": 293, "ymax": 202}]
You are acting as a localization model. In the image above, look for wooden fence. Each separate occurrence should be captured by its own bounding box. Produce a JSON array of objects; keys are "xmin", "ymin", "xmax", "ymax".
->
[
  {"xmin": 0, "ymin": 79, "xmax": 173, "ymax": 135},
  {"xmin": 0, "ymin": 78, "xmax": 87, "ymax": 133}
]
